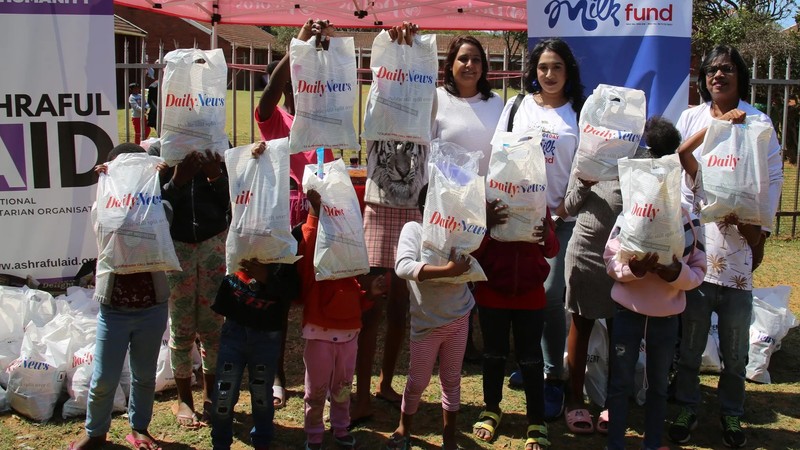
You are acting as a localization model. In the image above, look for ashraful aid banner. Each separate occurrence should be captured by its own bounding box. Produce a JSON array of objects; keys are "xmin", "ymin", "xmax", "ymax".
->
[
  {"xmin": 0, "ymin": 0, "xmax": 117, "ymax": 283},
  {"xmin": 528, "ymin": 0, "xmax": 693, "ymax": 121}
]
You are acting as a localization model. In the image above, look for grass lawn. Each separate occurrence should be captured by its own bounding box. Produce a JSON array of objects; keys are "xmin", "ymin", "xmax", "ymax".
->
[{"xmin": 2, "ymin": 238, "xmax": 799, "ymax": 449}]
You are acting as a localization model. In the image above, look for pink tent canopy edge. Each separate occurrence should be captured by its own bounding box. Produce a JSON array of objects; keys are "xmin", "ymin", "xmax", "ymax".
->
[{"xmin": 113, "ymin": 0, "xmax": 528, "ymax": 30}]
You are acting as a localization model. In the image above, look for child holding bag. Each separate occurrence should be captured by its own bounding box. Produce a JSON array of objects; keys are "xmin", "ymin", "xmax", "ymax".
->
[
  {"xmin": 297, "ymin": 189, "xmax": 387, "ymax": 450},
  {"xmin": 604, "ymin": 117, "xmax": 707, "ymax": 450},
  {"xmin": 385, "ymin": 185, "xmax": 473, "ymax": 450},
  {"xmin": 472, "ymin": 201, "xmax": 559, "ymax": 450},
  {"xmin": 70, "ymin": 143, "xmax": 169, "ymax": 450}
]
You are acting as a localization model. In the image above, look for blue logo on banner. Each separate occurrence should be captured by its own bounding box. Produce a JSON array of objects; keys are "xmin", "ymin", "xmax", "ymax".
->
[{"xmin": 544, "ymin": 0, "xmax": 621, "ymax": 30}]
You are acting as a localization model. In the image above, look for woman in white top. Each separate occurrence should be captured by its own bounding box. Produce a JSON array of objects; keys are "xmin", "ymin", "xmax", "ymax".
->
[
  {"xmin": 431, "ymin": 35, "xmax": 504, "ymax": 362},
  {"xmin": 433, "ymin": 35, "xmax": 504, "ymax": 176},
  {"xmin": 496, "ymin": 38, "xmax": 585, "ymax": 424}
]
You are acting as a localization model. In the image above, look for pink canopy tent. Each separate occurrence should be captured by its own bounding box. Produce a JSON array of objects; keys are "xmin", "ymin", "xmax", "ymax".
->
[{"xmin": 113, "ymin": 0, "xmax": 527, "ymax": 31}]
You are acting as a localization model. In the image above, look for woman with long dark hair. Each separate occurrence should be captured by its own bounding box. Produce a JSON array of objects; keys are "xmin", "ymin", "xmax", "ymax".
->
[{"xmin": 499, "ymin": 37, "xmax": 586, "ymax": 429}]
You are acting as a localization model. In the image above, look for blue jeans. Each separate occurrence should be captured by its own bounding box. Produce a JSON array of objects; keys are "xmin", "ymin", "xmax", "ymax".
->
[
  {"xmin": 542, "ymin": 220, "xmax": 574, "ymax": 378},
  {"xmin": 606, "ymin": 306, "xmax": 677, "ymax": 450},
  {"xmin": 479, "ymin": 306, "xmax": 544, "ymax": 423},
  {"xmin": 674, "ymin": 282, "xmax": 752, "ymax": 417},
  {"xmin": 86, "ymin": 302, "xmax": 168, "ymax": 437},
  {"xmin": 211, "ymin": 320, "xmax": 281, "ymax": 450}
]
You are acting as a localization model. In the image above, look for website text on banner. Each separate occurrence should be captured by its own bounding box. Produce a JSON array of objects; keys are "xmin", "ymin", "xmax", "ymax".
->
[
  {"xmin": 0, "ymin": 0, "xmax": 118, "ymax": 283},
  {"xmin": 528, "ymin": 0, "xmax": 692, "ymax": 121}
]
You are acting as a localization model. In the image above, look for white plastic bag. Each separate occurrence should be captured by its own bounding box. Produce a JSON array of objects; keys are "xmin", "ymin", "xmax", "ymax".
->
[
  {"xmin": 0, "ymin": 384, "xmax": 8, "ymax": 413},
  {"xmin": 62, "ymin": 342, "xmax": 126, "ymax": 418},
  {"xmin": 421, "ymin": 140, "xmax": 487, "ymax": 284},
  {"xmin": 289, "ymin": 37, "xmax": 358, "ymax": 153},
  {"xmin": 575, "ymin": 84, "xmax": 646, "ymax": 181},
  {"xmin": 699, "ymin": 117, "xmax": 773, "ymax": 226},
  {"xmin": 224, "ymin": 139, "xmax": 300, "ymax": 274},
  {"xmin": 95, "ymin": 153, "xmax": 181, "ymax": 277},
  {"xmin": 55, "ymin": 287, "xmax": 99, "ymax": 319},
  {"xmin": 160, "ymin": 48, "xmax": 229, "ymax": 165},
  {"xmin": 700, "ymin": 312, "xmax": 722, "ymax": 373},
  {"xmin": 0, "ymin": 337, "xmax": 21, "ymax": 389},
  {"xmin": 6, "ymin": 315, "xmax": 71, "ymax": 422},
  {"xmin": 747, "ymin": 286, "xmax": 797, "ymax": 383},
  {"xmin": 362, "ymin": 31, "xmax": 437, "ymax": 143},
  {"xmin": 584, "ymin": 319, "xmax": 609, "ymax": 407},
  {"xmin": 303, "ymin": 159, "xmax": 369, "ymax": 281},
  {"xmin": 616, "ymin": 154, "xmax": 684, "ymax": 263},
  {"xmin": 486, "ymin": 131, "xmax": 548, "ymax": 242},
  {"xmin": 0, "ymin": 285, "xmax": 26, "ymax": 340}
]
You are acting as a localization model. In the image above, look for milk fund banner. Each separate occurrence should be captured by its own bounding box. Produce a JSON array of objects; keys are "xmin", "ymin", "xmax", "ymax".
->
[
  {"xmin": 0, "ymin": 0, "xmax": 117, "ymax": 283},
  {"xmin": 528, "ymin": 0, "xmax": 692, "ymax": 121}
]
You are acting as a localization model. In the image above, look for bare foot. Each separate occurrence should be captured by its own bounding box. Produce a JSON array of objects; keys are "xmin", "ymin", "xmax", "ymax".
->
[
  {"xmin": 69, "ymin": 435, "xmax": 106, "ymax": 450},
  {"xmin": 473, "ymin": 409, "xmax": 501, "ymax": 442},
  {"xmin": 171, "ymin": 401, "xmax": 204, "ymax": 429},
  {"xmin": 127, "ymin": 429, "xmax": 161, "ymax": 450}
]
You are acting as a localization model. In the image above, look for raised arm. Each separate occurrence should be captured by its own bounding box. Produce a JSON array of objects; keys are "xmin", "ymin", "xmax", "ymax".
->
[{"xmin": 257, "ymin": 19, "xmax": 331, "ymax": 120}]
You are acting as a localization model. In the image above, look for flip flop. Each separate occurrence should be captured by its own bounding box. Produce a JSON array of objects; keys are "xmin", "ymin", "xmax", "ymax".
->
[
  {"xmin": 596, "ymin": 409, "xmax": 609, "ymax": 435},
  {"xmin": 473, "ymin": 410, "xmax": 502, "ymax": 442},
  {"xmin": 171, "ymin": 402, "xmax": 205, "ymax": 429},
  {"xmin": 565, "ymin": 408, "xmax": 594, "ymax": 434},
  {"xmin": 273, "ymin": 384, "xmax": 287, "ymax": 409},
  {"xmin": 125, "ymin": 434, "xmax": 162, "ymax": 450}
]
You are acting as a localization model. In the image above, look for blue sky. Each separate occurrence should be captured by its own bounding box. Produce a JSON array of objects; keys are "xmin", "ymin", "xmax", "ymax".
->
[{"xmin": 778, "ymin": 4, "xmax": 797, "ymax": 29}]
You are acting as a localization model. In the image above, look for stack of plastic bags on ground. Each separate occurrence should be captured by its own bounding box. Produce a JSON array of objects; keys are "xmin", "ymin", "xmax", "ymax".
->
[{"xmin": 0, "ymin": 285, "xmax": 199, "ymax": 422}]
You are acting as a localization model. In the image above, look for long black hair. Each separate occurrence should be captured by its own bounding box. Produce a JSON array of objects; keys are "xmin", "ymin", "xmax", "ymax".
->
[
  {"xmin": 442, "ymin": 35, "xmax": 494, "ymax": 101},
  {"xmin": 697, "ymin": 45, "xmax": 750, "ymax": 103},
  {"xmin": 523, "ymin": 38, "xmax": 585, "ymax": 115}
]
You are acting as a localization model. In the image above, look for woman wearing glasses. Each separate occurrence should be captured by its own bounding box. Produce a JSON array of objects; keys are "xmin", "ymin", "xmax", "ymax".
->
[{"xmin": 668, "ymin": 45, "xmax": 783, "ymax": 449}]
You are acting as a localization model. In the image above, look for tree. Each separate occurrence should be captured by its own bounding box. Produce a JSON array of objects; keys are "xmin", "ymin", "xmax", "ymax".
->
[
  {"xmin": 691, "ymin": 0, "xmax": 797, "ymax": 58},
  {"xmin": 262, "ymin": 26, "xmax": 297, "ymax": 50},
  {"xmin": 693, "ymin": 0, "xmax": 796, "ymax": 24}
]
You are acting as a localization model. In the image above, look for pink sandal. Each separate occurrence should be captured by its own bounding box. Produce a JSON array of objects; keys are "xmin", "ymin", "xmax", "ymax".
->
[
  {"xmin": 596, "ymin": 409, "xmax": 609, "ymax": 435},
  {"xmin": 125, "ymin": 434, "xmax": 162, "ymax": 450},
  {"xmin": 565, "ymin": 408, "xmax": 595, "ymax": 434}
]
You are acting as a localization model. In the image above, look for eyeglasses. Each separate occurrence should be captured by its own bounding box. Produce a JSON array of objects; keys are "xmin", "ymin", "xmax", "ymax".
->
[{"xmin": 705, "ymin": 64, "xmax": 736, "ymax": 76}]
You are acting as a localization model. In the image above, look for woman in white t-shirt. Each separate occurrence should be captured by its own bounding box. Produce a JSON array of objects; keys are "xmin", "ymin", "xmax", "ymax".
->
[
  {"xmin": 432, "ymin": 35, "xmax": 505, "ymax": 176},
  {"xmin": 431, "ymin": 35, "xmax": 504, "ymax": 364},
  {"xmin": 496, "ymin": 38, "xmax": 585, "ymax": 425},
  {"xmin": 668, "ymin": 45, "xmax": 783, "ymax": 449}
]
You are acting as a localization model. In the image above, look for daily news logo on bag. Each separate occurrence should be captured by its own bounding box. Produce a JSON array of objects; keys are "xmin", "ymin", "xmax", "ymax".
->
[
  {"xmin": 289, "ymin": 37, "xmax": 358, "ymax": 153},
  {"xmin": 486, "ymin": 132, "xmax": 548, "ymax": 242},
  {"xmin": 160, "ymin": 48, "xmax": 229, "ymax": 165},
  {"xmin": 362, "ymin": 31, "xmax": 438, "ymax": 144}
]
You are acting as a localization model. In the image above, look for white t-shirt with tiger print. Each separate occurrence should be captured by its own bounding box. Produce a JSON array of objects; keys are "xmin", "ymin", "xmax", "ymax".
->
[{"xmin": 364, "ymin": 140, "xmax": 429, "ymax": 208}]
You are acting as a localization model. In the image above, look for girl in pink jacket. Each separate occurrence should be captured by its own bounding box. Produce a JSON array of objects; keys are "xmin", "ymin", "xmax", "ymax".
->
[{"xmin": 603, "ymin": 117, "xmax": 707, "ymax": 450}]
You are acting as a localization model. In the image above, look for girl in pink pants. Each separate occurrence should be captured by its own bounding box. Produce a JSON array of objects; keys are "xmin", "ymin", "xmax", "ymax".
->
[
  {"xmin": 386, "ymin": 185, "xmax": 475, "ymax": 450},
  {"xmin": 297, "ymin": 190, "xmax": 386, "ymax": 450}
]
